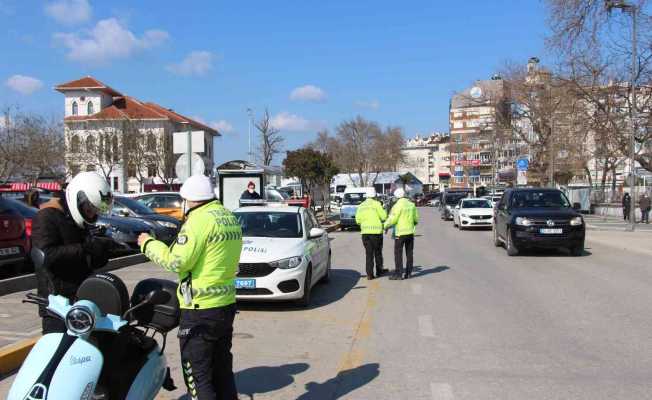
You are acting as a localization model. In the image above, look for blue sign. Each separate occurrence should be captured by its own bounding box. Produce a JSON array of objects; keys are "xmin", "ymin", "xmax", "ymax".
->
[
  {"xmin": 454, "ymin": 170, "xmax": 464, "ymax": 177},
  {"xmin": 517, "ymin": 158, "xmax": 529, "ymax": 171}
]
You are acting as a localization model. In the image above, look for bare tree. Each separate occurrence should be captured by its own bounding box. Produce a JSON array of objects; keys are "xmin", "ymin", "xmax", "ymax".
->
[{"xmin": 255, "ymin": 109, "xmax": 284, "ymax": 166}]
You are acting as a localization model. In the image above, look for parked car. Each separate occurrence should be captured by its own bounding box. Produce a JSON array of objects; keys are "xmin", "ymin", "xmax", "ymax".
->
[
  {"xmin": 0, "ymin": 197, "xmax": 33, "ymax": 276},
  {"xmin": 493, "ymin": 188, "xmax": 585, "ymax": 256},
  {"xmin": 132, "ymin": 192, "xmax": 184, "ymax": 220},
  {"xmin": 339, "ymin": 187, "xmax": 376, "ymax": 229},
  {"xmin": 440, "ymin": 189, "xmax": 472, "ymax": 220},
  {"xmin": 112, "ymin": 196, "xmax": 180, "ymax": 243},
  {"xmin": 95, "ymin": 214, "xmax": 157, "ymax": 254}
]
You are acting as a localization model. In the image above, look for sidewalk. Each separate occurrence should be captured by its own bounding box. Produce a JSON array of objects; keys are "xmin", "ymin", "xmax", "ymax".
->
[{"xmin": 584, "ymin": 214, "xmax": 652, "ymax": 232}]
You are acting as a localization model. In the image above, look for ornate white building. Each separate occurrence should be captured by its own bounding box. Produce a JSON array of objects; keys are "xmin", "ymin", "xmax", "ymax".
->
[
  {"xmin": 56, "ymin": 77, "xmax": 219, "ymax": 193},
  {"xmin": 399, "ymin": 132, "xmax": 451, "ymax": 190}
]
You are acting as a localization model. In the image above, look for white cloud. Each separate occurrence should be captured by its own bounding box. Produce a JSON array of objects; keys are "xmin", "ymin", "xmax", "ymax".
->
[
  {"xmin": 45, "ymin": 0, "xmax": 91, "ymax": 25},
  {"xmin": 53, "ymin": 18, "xmax": 169, "ymax": 64},
  {"xmin": 290, "ymin": 85, "xmax": 327, "ymax": 102},
  {"xmin": 270, "ymin": 112, "xmax": 324, "ymax": 132},
  {"xmin": 167, "ymin": 51, "xmax": 214, "ymax": 77},
  {"xmin": 210, "ymin": 120, "xmax": 234, "ymax": 133},
  {"xmin": 6, "ymin": 75, "xmax": 43, "ymax": 95},
  {"xmin": 355, "ymin": 99, "xmax": 380, "ymax": 110}
]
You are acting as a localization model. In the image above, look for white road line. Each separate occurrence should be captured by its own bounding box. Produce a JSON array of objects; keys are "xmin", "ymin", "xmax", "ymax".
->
[
  {"xmin": 0, "ymin": 330, "xmax": 34, "ymax": 337},
  {"xmin": 411, "ymin": 283, "xmax": 422, "ymax": 295},
  {"xmin": 431, "ymin": 382, "xmax": 454, "ymax": 400},
  {"xmin": 418, "ymin": 315, "xmax": 435, "ymax": 338},
  {"xmin": 0, "ymin": 313, "xmax": 10, "ymax": 318}
]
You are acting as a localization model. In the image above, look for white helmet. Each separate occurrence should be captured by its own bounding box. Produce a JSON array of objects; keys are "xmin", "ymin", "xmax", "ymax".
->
[
  {"xmin": 66, "ymin": 172, "xmax": 113, "ymax": 228},
  {"xmin": 180, "ymin": 175, "xmax": 215, "ymax": 202},
  {"xmin": 394, "ymin": 188, "xmax": 406, "ymax": 198}
]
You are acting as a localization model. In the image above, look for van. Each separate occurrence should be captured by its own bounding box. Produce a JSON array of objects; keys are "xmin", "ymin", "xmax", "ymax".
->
[{"xmin": 339, "ymin": 187, "xmax": 376, "ymax": 229}]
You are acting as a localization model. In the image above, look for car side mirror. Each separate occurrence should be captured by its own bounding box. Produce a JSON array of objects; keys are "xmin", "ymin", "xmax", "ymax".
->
[
  {"xmin": 309, "ymin": 227, "xmax": 326, "ymax": 239},
  {"xmin": 119, "ymin": 209, "xmax": 130, "ymax": 217},
  {"xmin": 573, "ymin": 202, "xmax": 581, "ymax": 211},
  {"xmin": 455, "ymin": 205, "xmax": 460, "ymax": 210}
]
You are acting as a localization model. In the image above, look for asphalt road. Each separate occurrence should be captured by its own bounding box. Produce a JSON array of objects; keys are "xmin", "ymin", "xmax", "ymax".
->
[{"xmin": 2, "ymin": 208, "xmax": 652, "ymax": 399}]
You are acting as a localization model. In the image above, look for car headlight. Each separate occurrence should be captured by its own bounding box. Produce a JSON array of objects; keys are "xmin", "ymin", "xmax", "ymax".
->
[
  {"xmin": 65, "ymin": 306, "xmax": 95, "ymax": 335},
  {"xmin": 570, "ymin": 216, "xmax": 583, "ymax": 226},
  {"xmin": 157, "ymin": 220, "xmax": 178, "ymax": 229},
  {"xmin": 460, "ymin": 213, "xmax": 468, "ymax": 218},
  {"xmin": 270, "ymin": 256, "xmax": 303, "ymax": 269},
  {"xmin": 515, "ymin": 217, "xmax": 532, "ymax": 226}
]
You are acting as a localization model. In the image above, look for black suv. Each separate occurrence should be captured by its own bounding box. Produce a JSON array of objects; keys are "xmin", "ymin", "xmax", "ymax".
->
[{"xmin": 493, "ymin": 188, "xmax": 585, "ymax": 256}]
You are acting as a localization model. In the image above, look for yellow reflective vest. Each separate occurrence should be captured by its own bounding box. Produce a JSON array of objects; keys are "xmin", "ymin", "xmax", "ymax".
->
[
  {"xmin": 355, "ymin": 198, "xmax": 388, "ymax": 234},
  {"xmin": 384, "ymin": 197, "xmax": 419, "ymax": 237},
  {"xmin": 141, "ymin": 200, "xmax": 242, "ymax": 310}
]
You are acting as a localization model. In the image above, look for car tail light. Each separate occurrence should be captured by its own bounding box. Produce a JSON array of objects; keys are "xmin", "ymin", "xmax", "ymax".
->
[{"xmin": 24, "ymin": 218, "xmax": 32, "ymax": 237}]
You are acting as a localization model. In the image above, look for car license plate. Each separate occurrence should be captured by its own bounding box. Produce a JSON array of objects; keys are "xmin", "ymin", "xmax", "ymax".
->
[
  {"xmin": 235, "ymin": 279, "xmax": 256, "ymax": 289},
  {"xmin": 539, "ymin": 228, "xmax": 563, "ymax": 234},
  {"xmin": 0, "ymin": 247, "xmax": 20, "ymax": 256}
]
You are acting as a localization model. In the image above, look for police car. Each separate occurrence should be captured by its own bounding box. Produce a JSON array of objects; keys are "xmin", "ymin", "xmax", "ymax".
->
[{"xmin": 233, "ymin": 204, "xmax": 331, "ymax": 306}]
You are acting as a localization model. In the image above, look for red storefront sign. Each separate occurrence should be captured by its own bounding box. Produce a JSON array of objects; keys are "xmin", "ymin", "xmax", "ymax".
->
[{"xmin": 454, "ymin": 159, "xmax": 481, "ymax": 166}]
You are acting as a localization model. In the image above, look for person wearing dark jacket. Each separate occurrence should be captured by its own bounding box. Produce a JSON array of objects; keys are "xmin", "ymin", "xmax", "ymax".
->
[
  {"xmin": 623, "ymin": 193, "xmax": 632, "ymax": 221},
  {"xmin": 240, "ymin": 181, "xmax": 262, "ymax": 200},
  {"xmin": 32, "ymin": 172, "xmax": 114, "ymax": 334}
]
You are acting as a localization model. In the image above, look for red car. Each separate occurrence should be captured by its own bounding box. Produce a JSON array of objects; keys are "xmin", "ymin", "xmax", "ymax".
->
[{"xmin": 0, "ymin": 197, "xmax": 36, "ymax": 276}]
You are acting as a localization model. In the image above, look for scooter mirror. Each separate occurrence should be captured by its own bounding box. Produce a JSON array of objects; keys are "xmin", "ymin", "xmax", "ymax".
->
[
  {"xmin": 30, "ymin": 248, "xmax": 46, "ymax": 270},
  {"xmin": 146, "ymin": 290, "xmax": 171, "ymax": 305}
]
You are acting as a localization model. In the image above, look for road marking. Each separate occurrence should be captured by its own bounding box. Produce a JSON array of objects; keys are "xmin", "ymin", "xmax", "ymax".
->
[
  {"xmin": 418, "ymin": 315, "xmax": 435, "ymax": 338},
  {"xmin": 431, "ymin": 382, "xmax": 454, "ymax": 400},
  {"xmin": 411, "ymin": 283, "xmax": 422, "ymax": 295},
  {"xmin": 0, "ymin": 313, "xmax": 10, "ymax": 318},
  {"xmin": 0, "ymin": 330, "xmax": 35, "ymax": 337}
]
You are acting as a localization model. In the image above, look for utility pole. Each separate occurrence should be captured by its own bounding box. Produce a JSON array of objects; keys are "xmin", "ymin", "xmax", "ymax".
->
[
  {"xmin": 606, "ymin": 0, "xmax": 638, "ymax": 231},
  {"xmin": 186, "ymin": 122, "xmax": 192, "ymax": 179},
  {"xmin": 247, "ymin": 108, "xmax": 253, "ymax": 163}
]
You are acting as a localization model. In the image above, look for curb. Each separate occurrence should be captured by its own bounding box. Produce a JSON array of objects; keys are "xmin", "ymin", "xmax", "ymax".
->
[{"xmin": 0, "ymin": 336, "xmax": 38, "ymax": 376}]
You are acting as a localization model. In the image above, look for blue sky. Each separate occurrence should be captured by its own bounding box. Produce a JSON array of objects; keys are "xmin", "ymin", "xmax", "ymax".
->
[{"xmin": 0, "ymin": 0, "xmax": 548, "ymax": 166}]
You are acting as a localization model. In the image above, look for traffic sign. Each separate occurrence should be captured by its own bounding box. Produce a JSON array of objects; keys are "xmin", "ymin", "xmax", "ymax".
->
[
  {"xmin": 175, "ymin": 153, "xmax": 206, "ymax": 182},
  {"xmin": 517, "ymin": 170, "xmax": 528, "ymax": 185},
  {"xmin": 517, "ymin": 158, "xmax": 529, "ymax": 171}
]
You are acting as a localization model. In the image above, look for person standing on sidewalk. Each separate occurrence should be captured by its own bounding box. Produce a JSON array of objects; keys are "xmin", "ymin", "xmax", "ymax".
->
[
  {"xmin": 640, "ymin": 193, "xmax": 651, "ymax": 224},
  {"xmin": 384, "ymin": 188, "xmax": 419, "ymax": 280},
  {"xmin": 623, "ymin": 193, "xmax": 632, "ymax": 221},
  {"xmin": 138, "ymin": 175, "xmax": 243, "ymax": 400},
  {"xmin": 355, "ymin": 191, "xmax": 388, "ymax": 280}
]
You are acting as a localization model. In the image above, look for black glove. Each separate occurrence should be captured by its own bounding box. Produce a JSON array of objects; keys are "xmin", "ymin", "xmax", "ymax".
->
[{"xmin": 83, "ymin": 236, "xmax": 111, "ymax": 269}]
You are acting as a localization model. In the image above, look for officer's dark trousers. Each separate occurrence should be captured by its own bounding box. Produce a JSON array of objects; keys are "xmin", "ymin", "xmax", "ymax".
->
[
  {"xmin": 179, "ymin": 304, "xmax": 238, "ymax": 400},
  {"xmin": 394, "ymin": 235, "xmax": 414, "ymax": 278},
  {"xmin": 362, "ymin": 234, "xmax": 383, "ymax": 278}
]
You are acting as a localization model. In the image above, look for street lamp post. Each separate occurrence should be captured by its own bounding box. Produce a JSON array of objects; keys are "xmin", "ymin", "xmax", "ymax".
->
[
  {"xmin": 247, "ymin": 108, "xmax": 253, "ymax": 163},
  {"xmin": 605, "ymin": 0, "xmax": 638, "ymax": 231}
]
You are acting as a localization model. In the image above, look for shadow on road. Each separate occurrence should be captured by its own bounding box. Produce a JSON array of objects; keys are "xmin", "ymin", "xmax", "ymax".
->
[
  {"xmin": 296, "ymin": 363, "xmax": 380, "ymax": 399},
  {"xmin": 237, "ymin": 269, "xmax": 361, "ymax": 312},
  {"xmin": 515, "ymin": 248, "xmax": 593, "ymax": 257},
  {"xmin": 237, "ymin": 362, "xmax": 310, "ymax": 399},
  {"xmin": 410, "ymin": 265, "xmax": 450, "ymax": 278}
]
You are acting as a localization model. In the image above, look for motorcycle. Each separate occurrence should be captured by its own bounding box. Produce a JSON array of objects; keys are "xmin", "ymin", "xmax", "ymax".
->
[{"xmin": 8, "ymin": 248, "xmax": 180, "ymax": 400}]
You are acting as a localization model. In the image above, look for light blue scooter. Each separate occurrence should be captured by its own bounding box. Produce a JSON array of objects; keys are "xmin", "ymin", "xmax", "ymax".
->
[{"xmin": 8, "ymin": 249, "xmax": 180, "ymax": 400}]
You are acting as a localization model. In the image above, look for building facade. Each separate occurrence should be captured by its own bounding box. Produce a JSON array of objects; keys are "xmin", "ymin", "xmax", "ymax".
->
[
  {"xmin": 399, "ymin": 133, "xmax": 451, "ymax": 190},
  {"xmin": 56, "ymin": 77, "xmax": 219, "ymax": 193}
]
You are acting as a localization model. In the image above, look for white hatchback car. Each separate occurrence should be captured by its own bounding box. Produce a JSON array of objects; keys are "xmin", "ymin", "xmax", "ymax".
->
[
  {"xmin": 452, "ymin": 198, "xmax": 494, "ymax": 230},
  {"xmin": 233, "ymin": 205, "xmax": 331, "ymax": 306}
]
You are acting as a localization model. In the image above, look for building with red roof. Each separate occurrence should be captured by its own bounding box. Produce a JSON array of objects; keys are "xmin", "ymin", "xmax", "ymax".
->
[{"xmin": 56, "ymin": 76, "xmax": 219, "ymax": 192}]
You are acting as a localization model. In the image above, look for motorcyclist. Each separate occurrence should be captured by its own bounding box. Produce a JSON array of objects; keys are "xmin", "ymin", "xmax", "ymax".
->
[
  {"xmin": 32, "ymin": 172, "xmax": 114, "ymax": 334},
  {"xmin": 138, "ymin": 174, "xmax": 243, "ymax": 400}
]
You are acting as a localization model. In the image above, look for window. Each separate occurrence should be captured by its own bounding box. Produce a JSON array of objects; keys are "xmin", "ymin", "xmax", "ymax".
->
[
  {"xmin": 146, "ymin": 133, "xmax": 156, "ymax": 150},
  {"xmin": 234, "ymin": 211, "xmax": 303, "ymax": 238},
  {"xmin": 86, "ymin": 165, "xmax": 95, "ymax": 172},
  {"xmin": 70, "ymin": 135, "xmax": 80, "ymax": 153},
  {"xmin": 87, "ymin": 101, "xmax": 94, "ymax": 115},
  {"xmin": 147, "ymin": 164, "xmax": 157, "ymax": 178},
  {"xmin": 86, "ymin": 135, "xmax": 96, "ymax": 153},
  {"xmin": 72, "ymin": 101, "xmax": 78, "ymax": 116},
  {"xmin": 70, "ymin": 164, "xmax": 80, "ymax": 176},
  {"xmin": 127, "ymin": 164, "xmax": 137, "ymax": 178},
  {"xmin": 111, "ymin": 135, "xmax": 119, "ymax": 163}
]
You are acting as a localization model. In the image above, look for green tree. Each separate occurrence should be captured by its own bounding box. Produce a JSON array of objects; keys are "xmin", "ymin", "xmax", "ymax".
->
[{"xmin": 283, "ymin": 148, "xmax": 339, "ymax": 211}]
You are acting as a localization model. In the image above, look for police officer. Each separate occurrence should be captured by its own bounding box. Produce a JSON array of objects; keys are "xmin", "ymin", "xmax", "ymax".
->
[
  {"xmin": 384, "ymin": 188, "xmax": 419, "ymax": 280},
  {"xmin": 138, "ymin": 175, "xmax": 242, "ymax": 400},
  {"xmin": 355, "ymin": 191, "xmax": 387, "ymax": 280}
]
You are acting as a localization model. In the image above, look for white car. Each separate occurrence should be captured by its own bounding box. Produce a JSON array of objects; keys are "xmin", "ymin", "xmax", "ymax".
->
[
  {"xmin": 233, "ymin": 205, "xmax": 331, "ymax": 306},
  {"xmin": 452, "ymin": 198, "xmax": 494, "ymax": 230},
  {"xmin": 483, "ymin": 195, "xmax": 502, "ymax": 208}
]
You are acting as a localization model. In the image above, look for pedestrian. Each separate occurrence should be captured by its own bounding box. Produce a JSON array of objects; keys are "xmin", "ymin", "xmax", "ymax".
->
[
  {"xmin": 138, "ymin": 175, "xmax": 243, "ymax": 400},
  {"xmin": 355, "ymin": 191, "xmax": 388, "ymax": 280},
  {"xmin": 640, "ymin": 193, "xmax": 651, "ymax": 224},
  {"xmin": 384, "ymin": 188, "xmax": 419, "ymax": 280},
  {"xmin": 32, "ymin": 172, "xmax": 114, "ymax": 334},
  {"xmin": 623, "ymin": 193, "xmax": 631, "ymax": 221},
  {"xmin": 23, "ymin": 188, "xmax": 40, "ymax": 208},
  {"xmin": 240, "ymin": 181, "xmax": 262, "ymax": 200}
]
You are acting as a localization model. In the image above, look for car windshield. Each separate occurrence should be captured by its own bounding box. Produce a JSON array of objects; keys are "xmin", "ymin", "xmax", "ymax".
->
[
  {"xmin": 462, "ymin": 200, "xmax": 491, "ymax": 209},
  {"xmin": 235, "ymin": 211, "xmax": 303, "ymax": 238},
  {"xmin": 445, "ymin": 194, "xmax": 467, "ymax": 205},
  {"xmin": 511, "ymin": 191, "xmax": 571, "ymax": 208},
  {"xmin": 343, "ymin": 193, "xmax": 365, "ymax": 205},
  {"xmin": 116, "ymin": 197, "xmax": 156, "ymax": 215}
]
